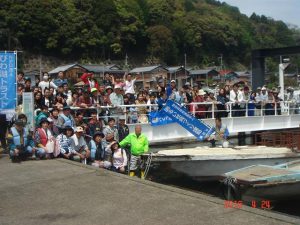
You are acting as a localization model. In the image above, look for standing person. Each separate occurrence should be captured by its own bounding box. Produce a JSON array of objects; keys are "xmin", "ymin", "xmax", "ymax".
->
[
  {"xmin": 38, "ymin": 72, "xmax": 58, "ymax": 94},
  {"xmin": 7, "ymin": 119, "xmax": 39, "ymax": 162},
  {"xmin": 49, "ymin": 108, "xmax": 60, "ymax": 136},
  {"xmin": 123, "ymin": 73, "xmax": 136, "ymax": 103},
  {"xmin": 103, "ymin": 118, "xmax": 119, "ymax": 143},
  {"xmin": 205, "ymin": 117, "xmax": 229, "ymax": 148},
  {"xmin": 103, "ymin": 73, "xmax": 113, "ymax": 87},
  {"xmin": 108, "ymin": 141, "xmax": 127, "ymax": 174},
  {"xmin": 110, "ymin": 85, "xmax": 124, "ymax": 116},
  {"xmin": 87, "ymin": 111, "xmax": 104, "ymax": 137},
  {"xmin": 53, "ymin": 71, "xmax": 68, "ymax": 87},
  {"xmin": 17, "ymin": 72, "xmax": 25, "ymax": 87},
  {"xmin": 118, "ymin": 116, "xmax": 129, "ymax": 142},
  {"xmin": 217, "ymin": 88, "xmax": 229, "ymax": 118},
  {"xmin": 119, "ymin": 125, "xmax": 149, "ymax": 179},
  {"xmin": 24, "ymin": 78, "xmax": 32, "ymax": 92},
  {"xmin": 57, "ymin": 106, "xmax": 76, "ymax": 131},
  {"xmin": 81, "ymin": 72, "xmax": 99, "ymax": 91},
  {"xmin": 42, "ymin": 88, "xmax": 54, "ymax": 108},
  {"xmin": 230, "ymin": 84, "xmax": 240, "ymax": 117},
  {"xmin": 70, "ymin": 126, "xmax": 90, "ymax": 163}
]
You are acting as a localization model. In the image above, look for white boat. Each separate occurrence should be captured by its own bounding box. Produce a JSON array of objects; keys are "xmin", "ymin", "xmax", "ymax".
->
[{"xmin": 144, "ymin": 146, "xmax": 300, "ymax": 181}]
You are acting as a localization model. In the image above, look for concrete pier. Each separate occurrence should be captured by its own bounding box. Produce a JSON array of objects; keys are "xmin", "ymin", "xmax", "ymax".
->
[{"xmin": 0, "ymin": 155, "xmax": 299, "ymax": 225}]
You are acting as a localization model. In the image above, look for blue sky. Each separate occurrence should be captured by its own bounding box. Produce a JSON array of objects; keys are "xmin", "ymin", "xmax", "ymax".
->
[{"xmin": 222, "ymin": 0, "xmax": 300, "ymax": 27}]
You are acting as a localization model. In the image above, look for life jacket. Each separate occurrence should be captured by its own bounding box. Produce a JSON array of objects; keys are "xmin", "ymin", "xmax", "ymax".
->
[
  {"xmin": 59, "ymin": 114, "xmax": 73, "ymax": 127},
  {"xmin": 38, "ymin": 128, "xmax": 48, "ymax": 146},
  {"xmin": 11, "ymin": 127, "xmax": 27, "ymax": 146}
]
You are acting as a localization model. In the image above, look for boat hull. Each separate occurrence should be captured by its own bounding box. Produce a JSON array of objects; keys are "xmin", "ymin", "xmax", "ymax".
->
[{"xmin": 168, "ymin": 157, "xmax": 300, "ymax": 181}]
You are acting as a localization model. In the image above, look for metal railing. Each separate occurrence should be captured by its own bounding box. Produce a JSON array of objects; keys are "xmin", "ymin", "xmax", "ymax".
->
[{"xmin": 34, "ymin": 100, "xmax": 300, "ymax": 125}]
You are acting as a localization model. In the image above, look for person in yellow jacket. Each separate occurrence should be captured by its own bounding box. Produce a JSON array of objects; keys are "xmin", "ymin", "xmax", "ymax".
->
[{"xmin": 119, "ymin": 125, "xmax": 149, "ymax": 179}]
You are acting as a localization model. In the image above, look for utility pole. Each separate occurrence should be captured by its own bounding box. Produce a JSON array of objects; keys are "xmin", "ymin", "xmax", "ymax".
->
[
  {"xmin": 184, "ymin": 53, "xmax": 187, "ymax": 78},
  {"xmin": 219, "ymin": 54, "xmax": 223, "ymax": 70},
  {"xmin": 125, "ymin": 53, "xmax": 129, "ymax": 72}
]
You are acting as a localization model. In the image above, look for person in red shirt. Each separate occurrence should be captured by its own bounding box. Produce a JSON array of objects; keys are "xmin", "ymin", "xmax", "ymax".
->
[{"xmin": 81, "ymin": 73, "xmax": 99, "ymax": 91}]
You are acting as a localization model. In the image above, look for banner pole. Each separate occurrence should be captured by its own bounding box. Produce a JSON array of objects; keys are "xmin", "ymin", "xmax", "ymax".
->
[{"xmin": 15, "ymin": 51, "xmax": 18, "ymax": 109}]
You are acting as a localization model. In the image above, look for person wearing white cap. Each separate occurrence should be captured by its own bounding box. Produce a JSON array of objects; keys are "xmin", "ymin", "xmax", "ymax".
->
[
  {"xmin": 109, "ymin": 84, "xmax": 124, "ymax": 116},
  {"xmin": 70, "ymin": 126, "xmax": 90, "ymax": 163}
]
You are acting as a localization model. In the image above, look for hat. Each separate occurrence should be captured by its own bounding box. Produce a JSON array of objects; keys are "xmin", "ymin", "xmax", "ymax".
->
[
  {"xmin": 119, "ymin": 115, "xmax": 126, "ymax": 120},
  {"xmin": 198, "ymin": 90, "xmax": 206, "ymax": 95},
  {"xmin": 75, "ymin": 126, "xmax": 84, "ymax": 133},
  {"xmin": 193, "ymin": 83, "xmax": 198, "ymax": 87},
  {"xmin": 91, "ymin": 88, "xmax": 98, "ymax": 93},
  {"xmin": 114, "ymin": 84, "xmax": 121, "ymax": 89},
  {"xmin": 257, "ymin": 87, "xmax": 261, "ymax": 90},
  {"xmin": 39, "ymin": 118, "xmax": 50, "ymax": 125},
  {"xmin": 171, "ymin": 80, "xmax": 176, "ymax": 83},
  {"xmin": 64, "ymin": 126, "xmax": 74, "ymax": 131},
  {"xmin": 15, "ymin": 119, "xmax": 24, "ymax": 126},
  {"xmin": 93, "ymin": 132, "xmax": 105, "ymax": 139},
  {"xmin": 261, "ymin": 87, "xmax": 267, "ymax": 91},
  {"xmin": 106, "ymin": 86, "xmax": 113, "ymax": 90},
  {"xmin": 63, "ymin": 106, "xmax": 71, "ymax": 111},
  {"xmin": 185, "ymin": 82, "xmax": 190, "ymax": 86}
]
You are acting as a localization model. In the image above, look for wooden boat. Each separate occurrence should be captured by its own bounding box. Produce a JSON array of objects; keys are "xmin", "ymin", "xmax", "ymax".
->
[{"xmin": 220, "ymin": 159, "xmax": 300, "ymax": 203}]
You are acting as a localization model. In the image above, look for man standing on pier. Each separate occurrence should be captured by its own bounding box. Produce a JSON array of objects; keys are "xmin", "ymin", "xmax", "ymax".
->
[{"xmin": 119, "ymin": 125, "xmax": 149, "ymax": 179}]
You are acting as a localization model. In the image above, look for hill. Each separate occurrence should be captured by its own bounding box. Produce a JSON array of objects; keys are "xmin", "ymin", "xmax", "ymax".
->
[{"xmin": 0, "ymin": 0, "xmax": 299, "ymax": 69}]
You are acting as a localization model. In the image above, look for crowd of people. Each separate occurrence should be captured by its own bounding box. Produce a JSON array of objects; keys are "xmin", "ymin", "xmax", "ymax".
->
[{"xmin": 3, "ymin": 70, "xmax": 299, "ymax": 174}]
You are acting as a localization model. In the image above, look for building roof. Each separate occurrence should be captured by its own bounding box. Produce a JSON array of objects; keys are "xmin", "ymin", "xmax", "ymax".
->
[
  {"xmin": 130, "ymin": 65, "xmax": 167, "ymax": 73},
  {"xmin": 82, "ymin": 64, "xmax": 123, "ymax": 73},
  {"xmin": 236, "ymin": 71, "xmax": 251, "ymax": 77},
  {"xmin": 189, "ymin": 69, "xmax": 219, "ymax": 76},
  {"xmin": 167, "ymin": 66, "xmax": 183, "ymax": 73},
  {"xmin": 48, "ymin": 64, "xmax": 86, "ymax": 74}
]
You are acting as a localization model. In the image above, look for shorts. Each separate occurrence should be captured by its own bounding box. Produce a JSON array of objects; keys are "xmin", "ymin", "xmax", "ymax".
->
[{"xmin": 129, "ymin": 155, "xmax": 144, "ymax": 171}]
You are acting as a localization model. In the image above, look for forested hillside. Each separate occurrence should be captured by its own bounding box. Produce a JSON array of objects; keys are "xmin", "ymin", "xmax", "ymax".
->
[{"xmin": 0, "ymin": 0, "xmax": 299, "ymax": 67}]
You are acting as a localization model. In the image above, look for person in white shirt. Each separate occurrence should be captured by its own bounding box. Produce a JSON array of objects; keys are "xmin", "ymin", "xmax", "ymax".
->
[
  {"xmin": 107, "ymin": 141, "xmax": 127, "ymax": 174},
  {"xmin": 229, "ymin": 84, "xmax": 240, "ymax": 117},
  {"xmin": 38, "ymin": 73, "xmax": 58, "ymax": 94},
  {"xmin": 123, "ymin": 73, "xmax": 136, "ymax": 102}
]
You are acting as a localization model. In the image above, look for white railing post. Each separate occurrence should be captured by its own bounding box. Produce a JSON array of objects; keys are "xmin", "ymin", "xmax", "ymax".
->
[
  {"xmin": 274, "ymin": 102, "xmax": 277, "ymax": 116},
  {"xmin": 212, "ymin": 102, "xmax": 215, "ymax": 119},
  {"xmin": 245, "ymin": 101, "xmax": 248, "ymax": 117}
]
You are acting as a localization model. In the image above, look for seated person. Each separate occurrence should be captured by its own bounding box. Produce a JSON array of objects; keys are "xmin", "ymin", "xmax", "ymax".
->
[
  {"xmin": 108, "ymin": 141, "xmax": 128, "ymax": 174},
  {"xmin": 34, "ymin": 118, "xmax": 54, "ymax": 159},
  {"xmin": 7, "ymin": 119, "xmax": 40, "ymax": 162},
  {"xmin": 89, "ymin": 132, "xmax": 110, "ymax": 168},
  {"xmin": 205, "ymin": 117, "xmax": 229, "ymax": 148},
  {"xmin": 56, "ymin": 126, "xmax": 76, "ymax": 159},
  {"xmin": 70, "ymin": 126, "xmax": 90, "ymax": 163}
]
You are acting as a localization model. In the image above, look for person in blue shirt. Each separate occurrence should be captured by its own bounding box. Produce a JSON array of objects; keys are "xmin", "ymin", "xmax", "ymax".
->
[
  {"xmin": 205, "ymin": 117, "xmax": 229, "ymax": 148},
  {"xmin": 53, "ymin": 71, "xmax": 68, "ymax": 87}
]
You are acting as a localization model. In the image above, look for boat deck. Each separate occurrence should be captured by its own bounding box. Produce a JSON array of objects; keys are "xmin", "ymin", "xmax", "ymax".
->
[
  {"xmin": 147, "ymin": 146, "xmax": 300, "ymax": 161},
  {"xmin": 225, "ymin": 165, "xmax": 293, "ymax": 182}
]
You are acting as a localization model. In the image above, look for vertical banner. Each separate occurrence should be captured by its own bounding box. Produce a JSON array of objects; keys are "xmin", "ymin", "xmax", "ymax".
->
[
  {"xmin": 0, "ymin": 52, "xmax": 16, "ymax": 112},
  {"xmin": 161, "ymin": 100, "xmax": 211, "ymax": 140},
  {"xmin": 22, "ymin": 92, "xmax": 34, "ymax": 131}
]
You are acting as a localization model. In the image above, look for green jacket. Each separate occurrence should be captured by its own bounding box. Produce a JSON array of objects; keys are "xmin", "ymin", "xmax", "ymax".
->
[{"xmin": 119, "ymin": 133, "xmax": 149, "ymax": 156}]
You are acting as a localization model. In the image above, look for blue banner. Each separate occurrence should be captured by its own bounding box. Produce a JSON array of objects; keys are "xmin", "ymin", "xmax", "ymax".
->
[
  {"xmin": 0, "ymin": 52, "xmax": 16, "ymax": 110},
  {"xmin": 149, "ymin": 111, "xmax": 174, "ymax": 126},
  {"xmin": 161, "ymin": 100, "xmax": 211, "ymax": 140}
]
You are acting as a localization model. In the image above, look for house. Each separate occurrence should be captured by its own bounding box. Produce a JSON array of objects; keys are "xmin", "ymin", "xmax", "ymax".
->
[
  {"xmin": 130, "ymin": 65, "xmax": 168, "ymax": 90},
  {"xmin": 48, "ymin": 63, "xmax": 88, "ymax": 80},
  {"xmin": 166, "ymin": 66, "xmax": 190, "ymax": 88},
  {"xmin": 218, "ymin": 70, "xmax": 239, "ymax": 85},
  {"xmin": 82, "ymin": 64, "xmax": 125, "ymax": 79},
  {"xmin": 189, "ymin": 69, "xmax": 219, "ymax": 86}
]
